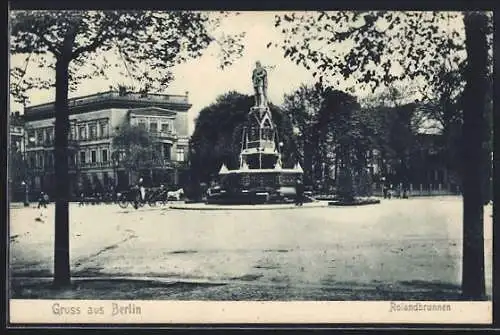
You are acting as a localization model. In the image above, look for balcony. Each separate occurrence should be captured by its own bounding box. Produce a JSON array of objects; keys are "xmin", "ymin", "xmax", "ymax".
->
[
  {"xmin": 28, "ymin": 138, "xmax": 80, "ymax": 149},
  {"xmin": 151, "ymin": 158, "xmax": 174, "ymax": 168},
  {"xmin": 110, "ymin": 159, "xmax": 186, "ymax": 169},
  {"xmin": 80, "ymin": 161, "xmax": 113, "ymax": 169},
  {"xmin": 42, "ymin": 140, "xmax": 54, "ymax": 147},
  {"xmin": 68, "ymin": 139, "xmax": 79, "ymax": 148},
  {"xmin": 150, "ymin": 131, "xmax": 177, "ymax": 140}
]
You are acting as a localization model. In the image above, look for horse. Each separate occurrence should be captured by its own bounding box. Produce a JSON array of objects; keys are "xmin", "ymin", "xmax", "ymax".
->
[{"xmin": 167, "ymin": 188, "xmax": 185, "ymax": 201}]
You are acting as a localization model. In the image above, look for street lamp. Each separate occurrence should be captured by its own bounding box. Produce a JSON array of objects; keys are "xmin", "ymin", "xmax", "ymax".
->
[
  {"xmin": 111, "ymin": 150, "xmax": 120, "ymax": 190},
  {"xmin": 21, "ymin": 181, "xmax": 29, "ymax": 207},
  {"xmin": 22, "ymin": 132, "xmax": 36, "ymax": 205}
]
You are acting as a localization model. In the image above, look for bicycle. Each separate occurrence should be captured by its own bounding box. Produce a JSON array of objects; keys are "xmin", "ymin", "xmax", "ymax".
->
[{"xmin": 117, "ymin": 189, "xmax": 144, "ymax": 209}]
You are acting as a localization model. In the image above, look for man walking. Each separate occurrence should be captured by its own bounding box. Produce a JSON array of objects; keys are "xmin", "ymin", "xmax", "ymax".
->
[
  {"xmin": 37, "ymin": 191, "xmax": 47, "ymax": 209},
  {"xmin": 295, "ymin": 178, "xmax": 304, "ymax": 206}
]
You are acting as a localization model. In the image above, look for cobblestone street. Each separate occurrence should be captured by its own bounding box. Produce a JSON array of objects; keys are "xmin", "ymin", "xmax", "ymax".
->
[{"xmin": 9, "ymin": 197, "xmax": 492, "ymax": 300}]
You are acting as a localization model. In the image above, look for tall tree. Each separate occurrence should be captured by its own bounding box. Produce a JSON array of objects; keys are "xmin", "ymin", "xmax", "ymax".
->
[
  {"xmin": 461, "ymin": 11, "xmax": 489, "ymax": 300},
  {"xmin": 112, "ymin": 123, "xmax": 154, "ymax": 185},
  {"xmin": 274, "ymin": 10, "xmax": 492, "ymax": 299},
  {"xmin": 281, "ymin": 84, "xmax": 323, "ymax": 185},
  {"xmin": 190, "ymin": 92, "xmax": 253, "ymax": 184},
  {"xmin": 282, "ymin": 84, "xmax": 376, "ymax": 194},
  {"xmin": 10, "ymin": 10, "xmax": 244, "ymax": 287}
]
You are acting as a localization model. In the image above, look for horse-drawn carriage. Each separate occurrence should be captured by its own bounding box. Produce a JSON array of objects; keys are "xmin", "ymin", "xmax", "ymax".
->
[{"xmin": 116, "ymin": 186, "xmax": 185, "ymax": 209}]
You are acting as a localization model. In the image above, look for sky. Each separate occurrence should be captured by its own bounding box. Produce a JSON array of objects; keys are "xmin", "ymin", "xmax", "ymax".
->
[{"xmin": 10, "ymin": 12, "xmax": 322, "ymax": 134}]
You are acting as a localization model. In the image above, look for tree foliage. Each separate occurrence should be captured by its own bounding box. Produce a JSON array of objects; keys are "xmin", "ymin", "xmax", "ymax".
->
[
  {"xmin": 10, "ymin": 10, "xmax": 245, "ymax": 102},
  {"xmin": 112, "ymin": 123, "xmax": 155, "ymax": 176},
  {"xmin": 273, "ymin": 11, "xmax": 472, "ymax": 92},
  {"xmin": 282, "ymin": 84, "xmax": 379, "ymax": 195}
]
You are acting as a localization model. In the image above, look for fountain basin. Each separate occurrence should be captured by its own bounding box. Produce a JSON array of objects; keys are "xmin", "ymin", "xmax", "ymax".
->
[{"xmin": 207, "ymin": 168, "xmax": 305, "ymax": 205}]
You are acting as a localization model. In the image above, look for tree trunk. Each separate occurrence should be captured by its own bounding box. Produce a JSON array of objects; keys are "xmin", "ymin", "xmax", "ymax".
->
[
  {"xmin": 303, "ymin": 135, "xmax": 314, "ymax": 186},
  {"xmin": 334, "ymin": 150, "xmax": 339, "ymax": 183},
  {"xmin": 53, "ymin": 25, "xmax": 78, "ymax": 288},
  {"xmin": 53, "ymin": 56, "xmax": 71, "ymax": 288},
  {"xmin": 461, "ymin": 12, "xmax": 488, "ymax": 300}
]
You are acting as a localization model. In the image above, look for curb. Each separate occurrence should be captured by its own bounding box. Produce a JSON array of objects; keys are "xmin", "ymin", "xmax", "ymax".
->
[{"xmin": 169, "ymin": 202, "xmax": 331, "ymax": 211}]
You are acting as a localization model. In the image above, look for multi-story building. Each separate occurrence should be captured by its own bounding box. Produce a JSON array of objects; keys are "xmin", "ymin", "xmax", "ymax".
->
[
  {"xmin": 23, "ymin": 90, "xmax": 191, "ymax": 197},
  {"xmin": 9, "ymin": 112, "xmax": 26, "ymax": 201},
  {"xmin": 10, "ymin": 112, "xmax": 25, "ymax": 152}
]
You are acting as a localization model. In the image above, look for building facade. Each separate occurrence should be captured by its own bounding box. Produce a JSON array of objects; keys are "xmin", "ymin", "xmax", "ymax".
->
[
  {"xmin": 23, "ymin": 90, "xmax": 191, "ymax": 198},
  {"xmin": 9, "ymin": 112, "xmax": 26, "ymax": 201}
]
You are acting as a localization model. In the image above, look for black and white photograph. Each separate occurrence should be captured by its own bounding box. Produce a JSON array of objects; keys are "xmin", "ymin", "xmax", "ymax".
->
[{"xmin": 7, "ymin": 8, "xmax": 493, "ymax": 324}]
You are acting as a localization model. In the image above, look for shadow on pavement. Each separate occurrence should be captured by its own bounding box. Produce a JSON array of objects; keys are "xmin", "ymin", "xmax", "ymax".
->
[{"xmin": 9, "ymin": 276, "xmax": 469, "ymax": 301}]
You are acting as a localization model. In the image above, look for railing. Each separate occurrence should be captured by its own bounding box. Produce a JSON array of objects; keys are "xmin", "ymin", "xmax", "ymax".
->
[
  {"xmin": 150, "ymin": 131, "xmax": 177, "ymax": 139},
  {"xmin": 151, "ymin": 159, "xmax": 175, "ymax": 167},
  {"xmin": 82, "ymin": 135, "xmax": 110, "ymax": 142},
  {"xmin": 26, "ymin": 159, "xmax": 188, "ymax": 172},
  {"xmin": 80, "ymin": 161, "xmax": 113, "ymax": 168},
  {"xmin": 42, "ymin": 140, "xmax": 54, "ymax": 147},
  {"xmin": 26, "ymin": 137, "xmax": 81, "ymax": 148},
  {"xmin": 68, "ymin": 139, "xmax": 79, "ymax": 147},
  {"xmin": 372, "ymin": 183, "xmax": 461, "ymax": 197},
  {"xmin": 25, "ymin": 90, "xmax": 190, "ymax": 113}
]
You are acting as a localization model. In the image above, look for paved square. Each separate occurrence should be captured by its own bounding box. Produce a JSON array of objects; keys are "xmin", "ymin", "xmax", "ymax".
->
[{"xmin": 9, "ymin": 197, "xmax": 492, "ymax": 300}]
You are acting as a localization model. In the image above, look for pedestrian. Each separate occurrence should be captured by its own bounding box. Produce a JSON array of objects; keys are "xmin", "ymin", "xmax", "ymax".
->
[
  {"xmin": 295, "ymin": 178, "xmax": 304, "ymax": 206},
  {"xmin": 138, "ymin": 177, "xmax": 145, "ymax": 202},
  {"xmin": 79, "ymin": 192, "xmax": 85, "ymax": 206},
  {"xmin": 132, "ymin": 178, "xmax": 144, "ymax": 210},
  {"xmin": 37, "ymin": 191, "xmax": 47, "ymax": 209}
]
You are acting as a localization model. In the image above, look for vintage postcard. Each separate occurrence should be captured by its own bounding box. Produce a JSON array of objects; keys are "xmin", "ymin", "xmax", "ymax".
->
[{"xmin": 7, "ymin": 8, "xmax": 493, "ymax": 325}]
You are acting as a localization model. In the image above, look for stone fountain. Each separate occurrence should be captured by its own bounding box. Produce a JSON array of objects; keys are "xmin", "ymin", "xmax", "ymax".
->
[{"xmin": 207, "ymin": 61, "xmax": 304, "ymax": 204}]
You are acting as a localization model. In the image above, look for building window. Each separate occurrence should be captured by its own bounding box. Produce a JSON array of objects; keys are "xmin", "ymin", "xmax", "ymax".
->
[
  {"xmin": 45, "ymin": 128, "xmax": 52, "ymax": 143},
  {"xmin": 80, "ymin": 151, "xmax": 86, "ymax": 164},
  {"xmin": 150, "ymin": 122, "xmax": 158, "ymax": 133},
  {"xmin": 138, "ymin": 121, "xmax": 147, "ymax": 130},
  {"xmin": 161, "ymin": 123, "xmax": 169, "ymax": 132},
  {"xmin": 68, "ymin": 154, "xmax": 74, "ymax": 167},
  {"xmin": 91, "ymin": 150, "xmax": 97, "ymax": 163},
  {"xmin": 103, "ymin": 172, "xmax": 110, "ymax": 186},
  {"xmin": 89, "ymin": 124, "xmax": 97, "ymax": 140},
  {"xmin": 99, "ymin": 122, "xmax": 108, "ymax": 138},
  {"xmin": 176, "ymin": 147, "xmax": 185, "ymax": 161},
  {"xmin": 102, "ymin": 149, "xmax": 108, "ymax": 162},
  {"xmin": 29, "ymin": 155, "xmax": 35, "ymax": 168},
  {"xmin": 38, "ymin": 152, "xmax": 44, "ymax": 168},
  {"xmin": 79, "ymin": 126, "xmax": 86, "ymax": 140},
  {"xmin": 36, "ymin": 130, "xmax": 43, "ymax": 144},
  {"xmin": 163, "ymin": 143, "xmax": 171, "ymax": 160},
  {"xmin": 27, "ymin": 130, "xmax": 35, "ymax": 146}
]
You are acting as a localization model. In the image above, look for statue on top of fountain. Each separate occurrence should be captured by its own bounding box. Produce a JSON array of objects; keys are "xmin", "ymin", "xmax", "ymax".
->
[{"xmin": 252, "ymin": 61, "xmax": 268, "ymax": 107}]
